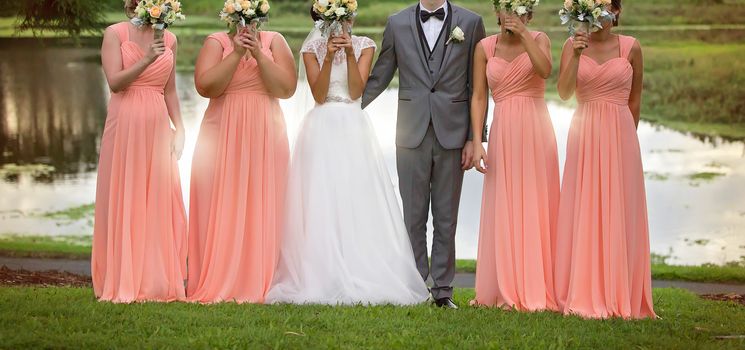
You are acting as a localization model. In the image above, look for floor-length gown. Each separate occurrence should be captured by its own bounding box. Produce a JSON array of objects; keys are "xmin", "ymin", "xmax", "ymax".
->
[
  {"xmin": 187, "ymin": 31, "xmax": 289, "ymax": 303},
  {"xmin": 473, "ymin": 32, "xmax": 560, "ymax": 311},
  {"xmin": 554, "ymin": 34, "xmax": 656, "ymax": 319},
  {"xmin": 92, "ymin": 22, "xmax": 187, "ymax": 303},
  {"xmin": 265, "ymin": 36, "xmax": 429, "ymax": 305}
]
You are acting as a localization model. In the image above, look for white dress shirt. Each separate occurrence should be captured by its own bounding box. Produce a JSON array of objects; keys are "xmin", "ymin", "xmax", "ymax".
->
[{"xmin": 419, "ymin": 1, "xmax": 448, "ymax": 51}]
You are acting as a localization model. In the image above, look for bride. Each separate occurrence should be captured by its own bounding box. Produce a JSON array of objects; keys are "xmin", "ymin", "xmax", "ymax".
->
[{"xmin": 265, "ymin": 11, "xmax": 429, "ymax": 305}]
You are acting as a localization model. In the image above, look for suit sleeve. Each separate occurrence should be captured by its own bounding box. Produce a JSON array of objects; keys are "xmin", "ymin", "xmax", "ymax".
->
[
  {"xmin": 362, "ymin": 18, "xmax": 398, "ymax": 109},
  {"xmin": 467, "ymin": 16, "xmax": 487, "ymax": 141}
]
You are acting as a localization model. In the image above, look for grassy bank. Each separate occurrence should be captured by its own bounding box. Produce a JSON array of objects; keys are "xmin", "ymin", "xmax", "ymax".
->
[
  {"xmin": 0, "ymin": 287, "xmax": 743, "ymax": 349},
  {"xmin": 2, "ymin": 234, "xmax": 743, "ymax": 284}
]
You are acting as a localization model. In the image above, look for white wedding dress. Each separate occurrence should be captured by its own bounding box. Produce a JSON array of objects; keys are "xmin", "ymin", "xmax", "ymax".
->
[{"xmin": 265, "ymin": 35, "xmax": 429, "ymax": 305}]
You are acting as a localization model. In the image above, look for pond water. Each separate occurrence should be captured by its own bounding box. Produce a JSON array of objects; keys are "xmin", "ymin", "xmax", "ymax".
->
[{"xmin": 1, "ymin": 40, "xmax": 744, "ymax": 265}]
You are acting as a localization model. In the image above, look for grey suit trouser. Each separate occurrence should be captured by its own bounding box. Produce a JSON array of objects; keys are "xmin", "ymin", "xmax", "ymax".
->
[{"xmin": 396, "ymin": 124, "xmax": 464, "ymax": 300}]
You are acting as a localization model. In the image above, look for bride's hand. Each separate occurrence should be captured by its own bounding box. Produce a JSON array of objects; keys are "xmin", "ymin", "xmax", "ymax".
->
[
  {"xmin": 326, "ymin": 35, "xmax": 342, "ymax": 58},
  {"xmin": 472, "ymin": 142, "xmax": 488, "ymax": 173}
]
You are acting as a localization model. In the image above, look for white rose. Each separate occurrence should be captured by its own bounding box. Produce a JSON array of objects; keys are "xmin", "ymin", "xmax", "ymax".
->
[
  {"xmin": 234, "ymin": 2, "xmax": 242, "ymax": 12},
  {"xmin": 260, "ymin": 2, "xmax": 270, "ymax": 13},
  {"xmin": 516, "ymin": 6, "xmax": 527, "ymax": 15},
  {"xmin": 451, "ymin": 26, "xmax": 465, "ymax": 42},
  {"xmin": 246, "ymin": 8, "xmax": 256, "ymax": 16},
  {"xmin": 335, "ymin": 7, "xmax": 346, "ymax": 16},
  {"xmin": 318, "ymin": 0, "xmax": 329, "ymax": 7}
]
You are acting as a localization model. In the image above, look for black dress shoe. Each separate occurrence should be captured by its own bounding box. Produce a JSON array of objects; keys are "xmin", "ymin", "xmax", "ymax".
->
[{"xmin": 434, "ymin": 297, "xmax": 458, "ymax": 309}]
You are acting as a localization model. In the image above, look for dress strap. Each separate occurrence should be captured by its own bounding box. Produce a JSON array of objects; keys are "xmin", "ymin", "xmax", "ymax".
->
[
  {"xmin": 480, "ymin": 35, "xmax": 498, "ymax": 58},
  {"xmin": 259, "ymin": 31, "xmax": 276, "ymax": 48},
  {"xmin": 206, "ymin": 32, "xmax": 231, "ymax": 50},
  {"xmin": 112, "ymin": 22, "xmax": 129, "ymax": 43},
  {"xmin": 164, "ymin": 30, "xmax": 177, "ymax": 48},
  {"xmin": 619, "ymin": 35, "xmax": 636, "ymax": 59}
]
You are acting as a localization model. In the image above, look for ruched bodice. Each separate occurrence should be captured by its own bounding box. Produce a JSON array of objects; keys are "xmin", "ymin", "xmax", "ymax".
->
[
  {"xmin": 114, "ymin": 22, "xmax": 175, "ymax": 93},
  {"xmin": 206, "ymin": 31, "xmax": 277, "ymax": 95},
  {"xmin": 573, "ymin": 35, "xmax": 634, "ymax": 105},
  {"xmin": 484, "ymin": 32, "xmax": 546, "ymax": 103}
]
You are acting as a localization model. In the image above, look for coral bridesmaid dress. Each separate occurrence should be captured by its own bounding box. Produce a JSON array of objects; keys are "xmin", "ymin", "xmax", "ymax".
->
[
  {"xmin": 473, "ymin": 32, "xmax": 560, "ymax": 311},
  {"xmin": 554, "ymin": 35, "xmax": 656, "ymax": 319},
  {"xmin": 92, "ymin": 22, "xmax": 187, "ymax": 303},
  {"xmin": 187, "ymin": 31, "xmax": 289, "ymax": 303}
]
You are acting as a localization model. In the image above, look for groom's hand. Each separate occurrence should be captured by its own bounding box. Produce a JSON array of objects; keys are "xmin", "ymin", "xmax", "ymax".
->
[{"xmin": 461, "ymin": 141, "xmax": 474, "ymax": 170}]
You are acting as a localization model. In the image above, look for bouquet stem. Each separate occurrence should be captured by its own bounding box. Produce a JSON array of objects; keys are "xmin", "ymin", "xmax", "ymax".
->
[{"xmin": 153, "ymin": 23, "xmax": 165, "ymax": 40}]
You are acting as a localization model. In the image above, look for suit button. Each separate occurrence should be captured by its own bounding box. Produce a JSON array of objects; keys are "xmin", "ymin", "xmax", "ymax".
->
[
  {"xmin": 429, "ymin": 70, "xmax": 434, "ymax": 74},
  {"xmin": 430, "ymin": 88, "xmax": 436, "ymax": 93}
]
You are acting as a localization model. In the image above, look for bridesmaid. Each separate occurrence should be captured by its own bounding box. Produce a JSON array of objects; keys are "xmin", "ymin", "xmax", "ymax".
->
[
  {"xmin": 469, "ymin": 7, "xmax": 560, "ymax": 311},
  {"xmin": 554, "ymin": 0, "xmax": 656, "ymax": 319},
  {"xmin": 187, "ymin": 23, "xmax": 297, "ymax": 303},
  {"xmin": 92, "ymin": 0, "xmax": 187, "ymax": 302}
]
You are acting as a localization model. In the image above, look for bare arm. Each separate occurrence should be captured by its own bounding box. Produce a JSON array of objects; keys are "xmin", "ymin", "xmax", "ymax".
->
[
  {"xmin": 194, "ymin": 34, "xmax": 245, "ymax": 98},
  {"xmin": 503, "ymin": 17, "xmax": 551, "ymax": 79},
  {"xmin": 248, "ymin": 32, "xmax": 297, "ymax": 99},
  {"xmin": 557, "ymin": 32, "xmax": 588, "ymax": 100},
  {"xmin": 101, "ymin": 26, "xmax": 163, "ymax": 93},
  {"xmin": 304, "ymin": 37, "xmax": 342, "ymax": 104},
  {"xmin": 362, "ymin": 18, "xmax": 397, "ymax": 108},
  {"xmin": 163, "ymin": 39, "xmax": 185, "ymax": 159},
  {"xmin": 469, "ymin": 43, "xmax": 489, "ymax": 173},
  {"xmin": 342, "ymin": 37, "xmax": 375, "ymax": 100},
  {"xmin": 628, "ymin": 40, "xmax": 644, "ymax": 128}
]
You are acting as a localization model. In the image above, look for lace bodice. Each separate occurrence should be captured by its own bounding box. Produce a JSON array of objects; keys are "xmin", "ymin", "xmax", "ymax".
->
[{"xmin": 301, "ymin": 35, "xmax": 376, "ymax": 104}]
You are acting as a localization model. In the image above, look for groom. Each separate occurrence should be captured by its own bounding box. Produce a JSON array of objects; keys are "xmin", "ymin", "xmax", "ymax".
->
[{"xmin": 362, "ymin": 0, "xmax": 485, "ymax": 308}]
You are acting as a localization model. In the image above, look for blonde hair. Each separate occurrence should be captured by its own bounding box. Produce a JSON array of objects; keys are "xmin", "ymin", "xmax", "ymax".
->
[{"xmin": 124, "ymin": 0, "xmax": 137, "ymax": 18}]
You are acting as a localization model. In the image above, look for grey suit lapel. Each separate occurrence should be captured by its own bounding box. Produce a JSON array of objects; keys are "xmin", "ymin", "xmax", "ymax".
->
[
  {"xmin": 408, "ymin": 6, "xmax": 432, "ymax": 83},
  {"xmin": 435, "ymin": 5, "xmax": 460, "ymax": 85}
]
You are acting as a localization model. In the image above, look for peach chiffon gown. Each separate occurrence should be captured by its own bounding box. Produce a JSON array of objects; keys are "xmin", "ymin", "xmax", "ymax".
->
[
  {"xmin": 473, "ymin": 32, "xmax": 560, "ymax": 311},
  {"xmin": 92, "ymin": 22, "xmax": 187, "ymax": 303},
  {"xmin": 187, "ymin": 31, "xmax": 289, "ymax": 303},
  {"xmin": 554, "ymin": 35, "xmax": 656, "ymax": 319}
]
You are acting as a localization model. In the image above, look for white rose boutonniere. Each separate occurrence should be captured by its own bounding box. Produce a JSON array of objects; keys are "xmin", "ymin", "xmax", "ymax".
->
[{"xmin": 446, "ymin": 26, "xmax": 465, "ymax": 45}]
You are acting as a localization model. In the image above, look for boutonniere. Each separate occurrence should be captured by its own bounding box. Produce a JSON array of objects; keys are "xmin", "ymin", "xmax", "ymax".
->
[{"xmin": 446, "ymin": 26, "xmax": 465, "ymax": 45}]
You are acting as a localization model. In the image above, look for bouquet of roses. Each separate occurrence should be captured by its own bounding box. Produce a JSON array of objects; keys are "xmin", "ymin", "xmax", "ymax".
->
[
  {"xmin": 492, "ymin": 0, "xmax": 540, "ymax": 34},
  {"xmin": 312, "ymin": 0, "xmax": 359, "ymax": 37},
  {"xmin": 131, "ymin": 0, "xmax": 185, "ymax": 40},
  {"xmin": 219, "ymin": 0, "xmax": 271, "ymax": 31},
  {"xmin": 559, "ymin": 0, "xmax": 614, "ymax": 35}
]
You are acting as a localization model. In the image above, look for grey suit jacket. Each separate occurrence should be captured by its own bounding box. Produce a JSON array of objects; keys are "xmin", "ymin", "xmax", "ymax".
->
[{"xmin": 362, "ymin": 2, "xmax": 486, "ymax": 150}]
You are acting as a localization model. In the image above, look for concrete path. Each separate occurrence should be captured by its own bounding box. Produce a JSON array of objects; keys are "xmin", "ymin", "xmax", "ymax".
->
[{"xmin": 3, "ymin": 256, "xmax": 745, "ymax": 295}]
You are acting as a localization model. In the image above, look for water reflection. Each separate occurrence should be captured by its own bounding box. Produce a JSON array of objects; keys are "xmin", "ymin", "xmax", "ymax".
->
[
  {"xmin": 0, "ymin": 39, "xmax": 106, "ymax": 176},
  {"xmin": 1, "ymin": 42, "xmax": 744, "ymax": 266}
]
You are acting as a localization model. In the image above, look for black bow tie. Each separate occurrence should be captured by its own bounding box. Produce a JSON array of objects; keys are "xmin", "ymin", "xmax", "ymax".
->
[{"xmin": 420, "ymin": 8, "xmax": 445, "ymax": 23}]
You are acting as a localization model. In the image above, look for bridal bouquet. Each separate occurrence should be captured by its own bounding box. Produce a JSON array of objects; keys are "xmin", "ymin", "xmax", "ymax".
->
[
  {"xmin": 312, "ymin": 0, "xmax": 359, "ymax": 37},
  {"xmin": 219, "ymin": 0, "xmax": 271, "ymax": 30},
  {"xmin": 492, "ymin": 0, "xmax": 540, "ymax": 34},
  {"xmin": 131, "ymin": 0, "xmax": 185, "ymax": 39},
  {"xmin": 559, "ymin": 0, "xmax": 614, "ymax": 35}
]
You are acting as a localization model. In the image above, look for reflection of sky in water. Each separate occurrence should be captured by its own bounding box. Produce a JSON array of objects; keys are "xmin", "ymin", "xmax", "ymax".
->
[{"xmin": 1, "ymin": 73, "xmax": 744, "ymax": 265}]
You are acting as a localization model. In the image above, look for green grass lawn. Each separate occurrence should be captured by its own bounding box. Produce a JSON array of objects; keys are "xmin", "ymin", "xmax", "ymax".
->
[{"xmin": 0, "ymin": 287, "xmax": 743, "ymax": 348}]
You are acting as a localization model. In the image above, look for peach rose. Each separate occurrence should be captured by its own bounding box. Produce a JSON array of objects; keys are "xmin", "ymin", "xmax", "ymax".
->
[{"xmin": 149, "ymin": 5, "xmax": 161, "ymax": 18}]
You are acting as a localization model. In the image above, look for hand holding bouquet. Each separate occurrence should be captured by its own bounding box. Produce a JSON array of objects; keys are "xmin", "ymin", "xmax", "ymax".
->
[
  {"xmin": 559, "ymin": 0, "xmax": 614, "ymax": 36},
  {"xmin": 312, "ymin": 0, "xmax": 358, "ymax": 37},
  {"xmin": 492, "ymin": 0, "xmax": 540, "ymax": 35},
  {"xmin": 131, "ymin": 0, "xmax": 185, "ymax": 40}
]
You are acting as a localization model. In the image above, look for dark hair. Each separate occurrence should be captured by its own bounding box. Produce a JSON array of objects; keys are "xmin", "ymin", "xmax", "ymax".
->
[
  {"xmin": 611, "ymin": 0, "xmax": 622, "ymax": 26},
  {"xmin": 124, "ymin": 0, "xmax": 137, "ymax": 18},
  {"xmin": 310, "ymin": 4, "xmax": 322, "ymax": 22}
]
